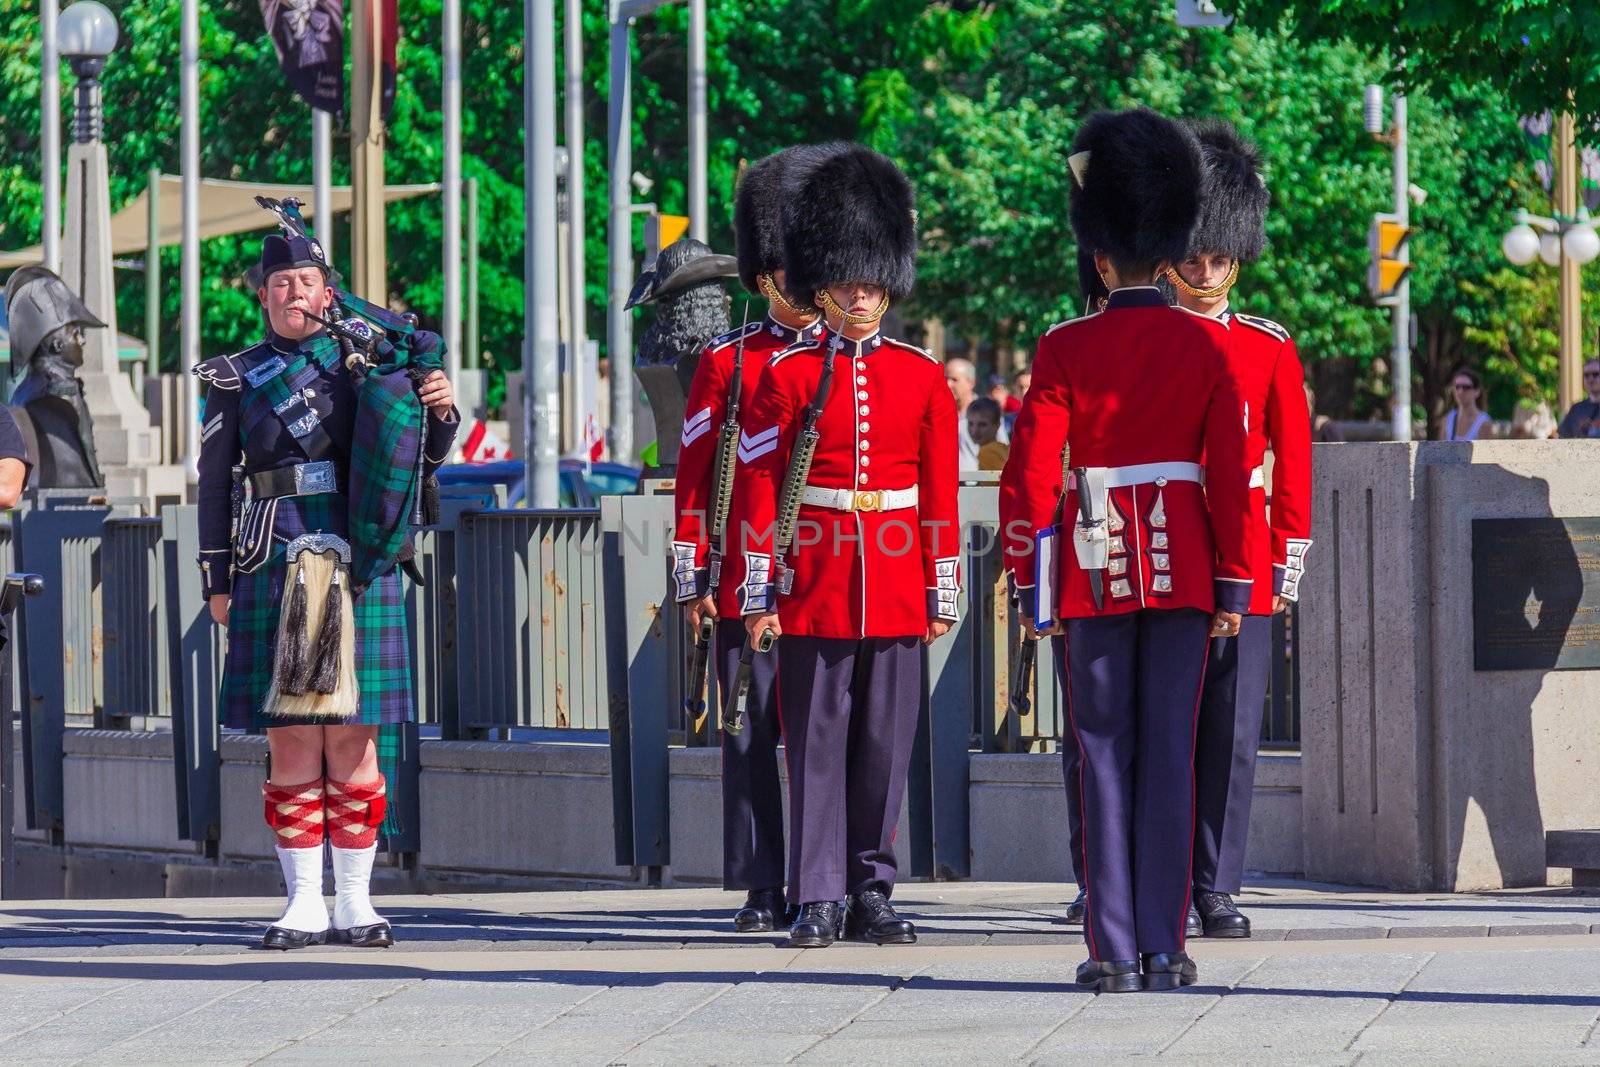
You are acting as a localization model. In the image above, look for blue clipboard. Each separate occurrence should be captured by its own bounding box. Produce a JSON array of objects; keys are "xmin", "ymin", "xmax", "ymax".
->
[{"xmin": 1034, "ymin": 526, "xmax": 1059, "ymax": 631}]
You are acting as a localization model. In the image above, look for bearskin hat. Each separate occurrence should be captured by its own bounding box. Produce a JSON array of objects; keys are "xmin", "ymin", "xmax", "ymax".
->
[
  {"xmin": 734, "ymin": 143, "xmax": 842, "ymax": 295},
  {"xmin": 1068, "ymin": 108, "xmax": 1203, "ymax": 271},
  {"xmin": 1186, "ymin": 121, "xmax": 1269, "ymax": 262},
  {"xmin": 782, "ymin": 144, "xmax": 918, "ymax": 304}
]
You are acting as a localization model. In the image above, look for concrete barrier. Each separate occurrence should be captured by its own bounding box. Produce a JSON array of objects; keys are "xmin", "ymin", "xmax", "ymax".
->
[
  {"xmin": 6, "ymin": 735, "xmax": 1301, "ymax": 898},
  {"xmin": 1299, "ymin": 441, "xmax": 1600, "ymax": 891}
]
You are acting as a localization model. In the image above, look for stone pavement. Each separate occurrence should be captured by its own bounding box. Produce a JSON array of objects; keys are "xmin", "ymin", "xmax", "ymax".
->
[{"xmin": 0, "ymin": 882, "xmax": 1595, "ymax": 1064}]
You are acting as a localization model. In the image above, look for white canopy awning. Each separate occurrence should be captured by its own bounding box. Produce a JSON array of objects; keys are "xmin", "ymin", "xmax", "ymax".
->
[{"xmin": 0, "ymin": 176, "xmax": 440, "ymax": 269}]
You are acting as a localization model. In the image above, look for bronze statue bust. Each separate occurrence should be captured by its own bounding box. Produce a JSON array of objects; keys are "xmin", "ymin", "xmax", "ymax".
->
[{"xmin": 4, "ymin": 266, "xmax": 104, "ymax": 488}]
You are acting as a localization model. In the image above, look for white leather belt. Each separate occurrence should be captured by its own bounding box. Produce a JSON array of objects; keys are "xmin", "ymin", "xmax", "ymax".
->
[
  {"xmin": 1069, "ymin": 461, "xmax": 1202, "ymax": 489},
  {"xmin": 1067, "ymin": 461, "xmax": 1265, "ymax": 490},
  {"xmin": 801, "ymin": 484, "xmax": 919, "ymax": 513}
]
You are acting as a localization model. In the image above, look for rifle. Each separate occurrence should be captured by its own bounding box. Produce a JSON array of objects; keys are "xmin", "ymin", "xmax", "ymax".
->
[
  {"xmin": 683, "ymin": 305, "xmax": 751, "ymax": 732},
  {"xmin": 726, "ymin": 333, "xmax": 838, "ymax": 735}
]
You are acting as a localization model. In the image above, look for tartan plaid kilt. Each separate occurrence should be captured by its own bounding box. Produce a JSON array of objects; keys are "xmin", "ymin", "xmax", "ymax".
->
[{"xmin": 220, "ymin": 493, "xmax": 413, "ymax": 731}]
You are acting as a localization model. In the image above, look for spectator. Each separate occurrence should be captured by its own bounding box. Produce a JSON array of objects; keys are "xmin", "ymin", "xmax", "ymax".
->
[
  {"xmin": 1305, "ymin": 384, "xmax": 1345, "ymax": 442},
  {"xmin": 1440, "ymin": 368, "xmax": 1491, "ymax": 441},
  {"xmin": 947, "ymin": 357, "xmax": 1007, "ymax": 469},
  {"xmin": 1558, "ymin": 358, "xmax": 1600, "ymax": 438},
  {"xmin": 967, "ymin": 397, "xmax": 1008, "ymax": 471}
]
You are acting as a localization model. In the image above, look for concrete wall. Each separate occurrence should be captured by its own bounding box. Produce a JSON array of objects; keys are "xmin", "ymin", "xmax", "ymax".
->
[
  {"xmin": 8, "ymin": 735, "xmax": 1297, "ymax": 898},
  {"xmin": 1300, "ymin": 441, "xmax": 1600, "ymax": 891},
  {"xmin": 968, "ymin": 752, "xmax": 1302, "ymax": 883}
]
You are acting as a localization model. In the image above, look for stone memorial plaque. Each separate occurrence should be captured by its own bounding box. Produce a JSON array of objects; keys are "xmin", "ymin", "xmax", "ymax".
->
[{"xmin": 1472, "ymin": 517, "xmax": 1600, "ymax": 671}]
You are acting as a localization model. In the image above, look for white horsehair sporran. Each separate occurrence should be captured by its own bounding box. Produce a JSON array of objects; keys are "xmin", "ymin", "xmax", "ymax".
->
[{"xmin": 262, "ymin": 533, "xmax": 359, "ymax": 720}]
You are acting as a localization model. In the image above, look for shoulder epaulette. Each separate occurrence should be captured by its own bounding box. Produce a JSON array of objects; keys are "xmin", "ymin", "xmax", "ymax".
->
[
  {"xmin": 881, "ymin": 336, "xmax": 938, "ymax": 363},
  {"xmin": 1043, "ymin": 312, "xmax": 1096, "ymax": 338},
  {"xmin": 192, "ymin": 350, "xmax": 247, "ymax": 391},
  {"xmin": 768, "ymin": 338, "xmax": 824, "ymax": 366},
  {"xmin": 706, "ymin": 320, "xmax": 764, "ymax": 353},
  {"xmin": 1235, "ymin": 312, "xmax": 1291, "ymax": 343}
]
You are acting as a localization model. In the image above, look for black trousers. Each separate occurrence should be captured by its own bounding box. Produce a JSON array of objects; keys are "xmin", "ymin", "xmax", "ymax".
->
[
  {"xmin": 778, "ymin": 634, "xmax": 922, "ymax": 905},
  {"xmin": 1192, "ymin": 614, "xmax": 1271, "ymax": 895},
  {"xmin": 714, "ymin": 619, "xmax": 784, "ymax": 891},
  {"xmin": 1053, "ymin": 635, "xmax": 1085, "ymax": 890},
  {"xmin": 1062, "ymin": 609, "xmax": 1209, "ymax": 961}
]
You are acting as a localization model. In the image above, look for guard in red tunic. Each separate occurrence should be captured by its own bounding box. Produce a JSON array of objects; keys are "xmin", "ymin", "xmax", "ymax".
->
[
  {"xmin": 999, "ymin": 109, "xmax": 1254, "ymax": 993},
  {"xmin": 736, "ymin": 145, "xmax": 960, "ymax": 949},
  {"xmin": 671, "ymin": 145, "xmax": 830, "ymax": 933},
  {"xmin": 1164, "ymin": 122, "xmax": 1312, "ymax": 938}
]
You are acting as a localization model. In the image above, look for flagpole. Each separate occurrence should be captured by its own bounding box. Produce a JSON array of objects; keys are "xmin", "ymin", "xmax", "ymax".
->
[
  {"xmin": 41, "ymin": 0, "xmax": 62, "ymax": 272},
  {"xmin": 181, "ymin": 0, "xmax": 201, "ymax": 483},
  {"xmin": 312, "ymin": 107, "xmax": 333, "ymax": 263},
  {"xmin": 442, "ymin": 0, "xmax": 462, "ymax": 384}
]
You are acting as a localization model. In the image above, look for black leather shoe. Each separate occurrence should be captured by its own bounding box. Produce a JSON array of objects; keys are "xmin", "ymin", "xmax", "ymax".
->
[
  {"xmin": 787, "ymin": 901, "xmax": 842, "ymax": 948},
  {"xmin": 1185, "ymin": 902, "xmax": 1204, "ymax": 938},
  {"xmin": 261, "ymin": 925, "xmax": 328, "ymax": 950},
  {"xmin": 1141, "ymin": 952, "xmax": 1198, "ymax": 990},
  {"xmin": 844, "ymin": 890, "xmax": 916, "ymax": 945},
  {"xmin": 1064, "ymin": 890, "xmax": 1087, "ymax": 926},
  {"xmin": 329, "ymin": 922, "xmax": 394, "ymax": 948},
  {"xmin": 1076, "ymin": 958, "xmax": 1142, "ymax": 994},
  {"xmin": 1194, "ymin": 890, "xmax": 1250, "ymax": 938},
  {"xmin": 734, "ymin": 888, "xmax": 787, "ymax": 933}
]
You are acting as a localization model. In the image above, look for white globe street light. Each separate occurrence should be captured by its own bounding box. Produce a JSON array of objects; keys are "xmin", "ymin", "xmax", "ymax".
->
[
  {"xmin": 1538, "ymin": 231, "xmax": 1563, "ymax": 267},
  {"xmin": 1501, "ymin": 223, "xmax": 1541, "ymax": 265},
  {"xmin": 57, "ymin": 1, "xmax": 118, "ymax": 60},
  {"xmin": 1562, "ymin": 214, "xmax": 1600, "ymax": 265}
]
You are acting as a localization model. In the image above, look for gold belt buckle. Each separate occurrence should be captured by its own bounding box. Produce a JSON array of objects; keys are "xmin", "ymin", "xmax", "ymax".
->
[{"xmin": 853, "ymin": 490, "xmax": 883, "ymax": 512}]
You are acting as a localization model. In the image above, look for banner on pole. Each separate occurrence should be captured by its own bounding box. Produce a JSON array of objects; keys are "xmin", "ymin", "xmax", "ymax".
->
[
  {"xmin": 259, "ymin": 0, "xmax": 345, "ymax": 115},
  {"xmin": 381, "ymin": 0, "xmax": 399, "ymax": 121}
]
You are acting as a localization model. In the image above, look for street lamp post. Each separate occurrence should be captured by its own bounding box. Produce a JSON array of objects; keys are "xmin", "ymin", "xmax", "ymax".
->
[
  {"xmin": 57, "ymin": 0, "xmax": 162, "ymax": 492},
  {"xmin": 1500, "ymin": 119, "xmax": 1598, "ymax": 414}
]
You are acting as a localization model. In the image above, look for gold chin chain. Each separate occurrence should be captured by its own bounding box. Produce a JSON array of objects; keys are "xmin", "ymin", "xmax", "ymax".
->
[
  {"xmin": 817, "ymin": 288, "xmax": 890, "ymax": 326},
  {"xmin": 1166, "ymin": 261, "xmax": 1239, "ymax": 301},
  {"xmin": 757, "ymin": 273, "xmax": 816, "ymax": 319}
]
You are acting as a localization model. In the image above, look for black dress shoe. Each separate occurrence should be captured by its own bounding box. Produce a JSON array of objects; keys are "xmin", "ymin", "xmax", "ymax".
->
[
  {"xmin": 787, "ymin": 901, "xmax": 843, "ymax": 948},
  {"xmin": 844, "ymin": 890, "xmax": 916, "ymax": 945},
  {"xmin": 261, "ymin": 925, "xmax": 328, "ymax": 950},
  {"xmin": 1194, "ymin": 890, "xmax": 1250, "ymax": 938},
  {"xmin": 734, "ymin": 887, "xmax": 787, "ymax": 933},
  {"xmin": 329, "ymin": 922, "xmax": 394, "ymax": 948},
  {"xmin": 1064, "ymin": 890, "xmax": 1087, "ymax": 926},
  {"xmin": 1141, "ymin": 952, "xmax": 1198, "ymax": 990},
  {"xmin": 1076, "ymin": 958, "xmax": 1142, "ymax": 994},
  {"xmin": 1185, "ymin": 902, "xmax": 1204, "ymax": 938}
]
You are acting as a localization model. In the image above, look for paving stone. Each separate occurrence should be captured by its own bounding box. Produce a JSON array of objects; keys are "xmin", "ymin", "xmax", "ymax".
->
[
  {"xmin": 1285, "ymin": 926, "xmax": 1386, "ymax": 941},
  {"xmin": 1385, "ymin": 925, "xmax": 1487, "ymax": 938},
  {"xmin": 1489, "ymin": 923, "xmax": 1592, "ymax": 937}
]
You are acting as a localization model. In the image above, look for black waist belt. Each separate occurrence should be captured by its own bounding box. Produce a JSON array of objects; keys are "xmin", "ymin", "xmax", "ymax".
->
[{"xmin": 249, "ymin": 460, "xmax": 345, "ymax": 499}]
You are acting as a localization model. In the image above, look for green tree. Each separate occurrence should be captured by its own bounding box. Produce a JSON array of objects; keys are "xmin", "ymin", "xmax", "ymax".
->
[{"xmin": 1234, "ymin": 0, "xmax": 1600, "ymax": 135}]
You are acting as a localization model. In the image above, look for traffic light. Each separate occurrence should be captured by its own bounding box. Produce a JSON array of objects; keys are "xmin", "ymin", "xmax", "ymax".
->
[{"xmin": 1367, "ymin": 213, "xmax": 1412, "ymax": 305}]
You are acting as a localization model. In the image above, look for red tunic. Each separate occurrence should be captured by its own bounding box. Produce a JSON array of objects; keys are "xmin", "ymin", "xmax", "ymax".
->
[
  {"xmin": 671, "ymin": 318, "xmax": 823, "ymax": 617},
  {"xmin": 732, "ymin": 330, "xmax": 961, "ymax": 640},
  {"xmin": 998, "ymin": 287, "xmax": 1255, "ymax": 620},
  {"xmin": 1220, "ymin": 309, "xmax": 1314, "ymax": 613}
]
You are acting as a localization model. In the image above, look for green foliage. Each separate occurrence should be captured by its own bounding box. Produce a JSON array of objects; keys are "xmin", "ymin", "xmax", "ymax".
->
[
  {"xmin": 1234, "ymin": 0, "xmax": 1600, "ymax": 137},
  {"xmin": 0, "ymin": 0, "xmax": 1590, "ymax": 426}
]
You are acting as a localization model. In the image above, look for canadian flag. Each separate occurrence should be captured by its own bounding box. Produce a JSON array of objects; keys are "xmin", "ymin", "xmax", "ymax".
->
[
  {"xmin": 583, "ymin": 414, "xmax": 604, "ymax": 462},
  {"xmin": 461, "ymin": 418, "xmax": 511, "ymax": 463}
]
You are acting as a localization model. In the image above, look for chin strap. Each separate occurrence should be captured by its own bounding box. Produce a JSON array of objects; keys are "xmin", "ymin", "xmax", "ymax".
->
[
  {"xmin": 757, "ymin": 272, "xmax": 817, "ymax": 319},
  {"xmin": 1166, "ymin": 261, "xmax": 1239, "ymax": 301},
  {"xmin": 816, "ymin": 288, "xmax": 889, "ymax": 326}
]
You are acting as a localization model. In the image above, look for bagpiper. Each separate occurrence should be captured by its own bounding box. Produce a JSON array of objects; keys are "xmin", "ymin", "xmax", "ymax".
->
[
  {"xmin": 196, "ymin": 222, "xmax": 458, "ymax": 949},
  {"xmin": 735, "ymin": 145, "xmax": 960, "ymax": 948},
  {"xmin": 999, "ymin": 109, "xmax": 1254, "ymax": 992},
  {"xmin": 1166, "ymin": 122, "xmax": 1312, "ymax": 938},
  {"xmin": 671, "ymin": 144, "xmax": 830, "ymax": 933}
]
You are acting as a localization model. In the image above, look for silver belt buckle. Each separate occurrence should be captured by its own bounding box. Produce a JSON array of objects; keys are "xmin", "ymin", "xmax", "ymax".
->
[{"xmin": 293, "ymin": 460, "xmax": 337, "ymax": 495}]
